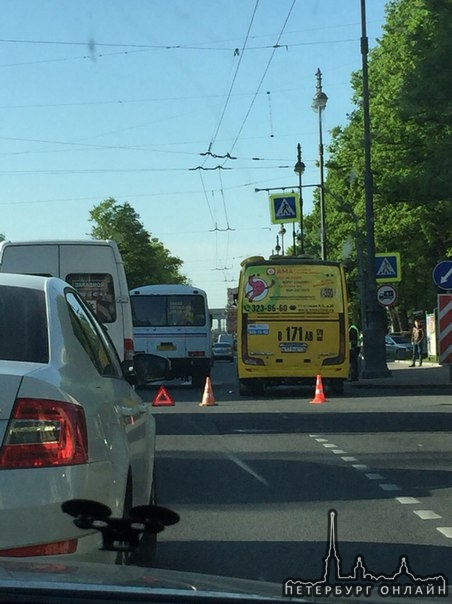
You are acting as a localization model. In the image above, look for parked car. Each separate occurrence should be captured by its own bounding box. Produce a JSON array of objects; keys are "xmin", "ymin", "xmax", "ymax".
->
[
  {"xmin": 211, "ymin": 341, "xmax": 234, "ymax": 362},
  {"xmin": 385, "ymin": 334, "xmax": 413, "ymax": 360},
  {"xmin": 0, "ymin": 273, "xmax": 165, "ymax": 563}
]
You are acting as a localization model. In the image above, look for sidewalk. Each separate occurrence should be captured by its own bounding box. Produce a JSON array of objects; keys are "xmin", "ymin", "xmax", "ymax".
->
[{"xmin": 351, "ymin": 360, "xmax": 452, "ymax": 389}]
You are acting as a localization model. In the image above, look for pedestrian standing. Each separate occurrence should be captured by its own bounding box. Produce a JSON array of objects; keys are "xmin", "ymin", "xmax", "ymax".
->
[{"xmin": 409, "ymin": 318, "xmax": 425, "ymax": 367}]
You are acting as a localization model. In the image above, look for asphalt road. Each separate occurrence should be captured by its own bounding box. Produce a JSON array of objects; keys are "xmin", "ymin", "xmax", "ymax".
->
[{"xmin": 138, "ymin": 360, "xmax": 452, "ymax": 586}]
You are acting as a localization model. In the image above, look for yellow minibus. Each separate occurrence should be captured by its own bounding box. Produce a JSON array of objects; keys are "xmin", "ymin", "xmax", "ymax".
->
[{"xmin": 237, "ymin": 255, "xmax": 350, "ymax": 395}]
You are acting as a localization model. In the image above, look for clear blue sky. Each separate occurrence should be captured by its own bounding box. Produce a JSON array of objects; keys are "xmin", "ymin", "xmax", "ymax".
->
[{"xmin": 0, "ymin": 0, "xmax": 388, "ymax": 308}]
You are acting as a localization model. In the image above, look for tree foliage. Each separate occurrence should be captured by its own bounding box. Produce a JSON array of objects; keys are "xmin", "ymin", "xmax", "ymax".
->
[
  {"xmin": 312, "ymin": 0, "xmax": 452, "ymax": 329},
  {"xmin": 89, "ymin": 198, "xmax": 188, "ymax": 289}
]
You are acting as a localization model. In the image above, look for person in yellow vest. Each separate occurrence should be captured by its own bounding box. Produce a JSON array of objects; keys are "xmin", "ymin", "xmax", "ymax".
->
[{"xmin": 348, "ymin": 323, "xmax": 360, "ymax": 381}]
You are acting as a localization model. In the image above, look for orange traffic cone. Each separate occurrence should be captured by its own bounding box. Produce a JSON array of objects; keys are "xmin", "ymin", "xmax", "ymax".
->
[
  {"xmin": 199, "ymin": 377, "xmax": 217, "ymax": 407},
  {"xmin": 153, "ymin": 385, "xmax": 175, "ymax": 407},
  {"xmin": 310, "ymin": 375, "xmax": 327, "ymax": 404}
]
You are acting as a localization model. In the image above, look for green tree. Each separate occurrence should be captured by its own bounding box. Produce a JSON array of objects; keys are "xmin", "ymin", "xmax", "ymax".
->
[
  {"xmin": 315, "ymin": 0, "xmax": 452, "ymax": 328},
  {"xmin": 89, "ymin": 198, "xmax": 188, "ymax": 289}
]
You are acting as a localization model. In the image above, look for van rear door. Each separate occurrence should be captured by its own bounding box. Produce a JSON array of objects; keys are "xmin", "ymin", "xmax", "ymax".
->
[
  {"xmin": 59, "ymin": 243, "xmax": 133, "ymax": 361},
  {"xmin": 0, "ymin": 243, "xmax": 59, "ymax": 276}
]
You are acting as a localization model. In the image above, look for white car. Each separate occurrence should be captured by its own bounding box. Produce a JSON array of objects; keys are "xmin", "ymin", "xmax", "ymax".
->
[
  {"xmin": 0, "ymin": 273, "xmax": 159, "ymax": 563},
  {"xmin": 211, "ymin": 342, "xmax": 234, "ymax": 362}
]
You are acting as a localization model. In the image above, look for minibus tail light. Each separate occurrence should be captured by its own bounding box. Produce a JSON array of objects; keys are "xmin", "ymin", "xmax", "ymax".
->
[{"xmin": 124, "ymin": 337, "xmax": 135, "ymax": 361}]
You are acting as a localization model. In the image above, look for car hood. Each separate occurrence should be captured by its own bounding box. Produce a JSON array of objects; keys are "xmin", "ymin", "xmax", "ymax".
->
[
  {"xmin": 0, "ymin": 558, "xmax": 284, "ymax": 602},
  {"xmin": 1, "ymin": 559, "xmax": 450, "ymax": 603}
]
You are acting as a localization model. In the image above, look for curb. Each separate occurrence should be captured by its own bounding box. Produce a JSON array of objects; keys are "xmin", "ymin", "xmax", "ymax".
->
[{"xmin": 349, "ymin": 382, "xmax": 451, "ymax": 390}]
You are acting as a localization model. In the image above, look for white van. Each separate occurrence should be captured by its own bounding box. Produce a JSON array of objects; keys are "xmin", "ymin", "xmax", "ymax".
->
[{"xmin": 0, "ymin": 239, "xmax": 134, "ymax": 361}]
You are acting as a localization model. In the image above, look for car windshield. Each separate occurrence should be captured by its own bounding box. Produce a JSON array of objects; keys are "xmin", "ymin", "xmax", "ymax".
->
[{"xmin": 1, "ymin": 1, "xmax": 452, "ymax": 602}]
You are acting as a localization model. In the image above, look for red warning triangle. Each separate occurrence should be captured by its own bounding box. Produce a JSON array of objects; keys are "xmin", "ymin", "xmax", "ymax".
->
[{"xmin": 152, "ymin": 385, "xmax": 174, "ymax": 407}]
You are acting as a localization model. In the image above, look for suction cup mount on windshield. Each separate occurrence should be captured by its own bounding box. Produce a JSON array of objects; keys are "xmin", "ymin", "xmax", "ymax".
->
[{"xmin": 62, "ymin": 499, "xmax": 179, "ymax": 553}]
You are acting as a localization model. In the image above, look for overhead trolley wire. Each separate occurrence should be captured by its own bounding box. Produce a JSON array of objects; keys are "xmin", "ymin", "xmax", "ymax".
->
[
  {"xmin": 205, "ymin": 0, "xmax": 260, "ymax": 155},
  {"xmin": 224, "ymin": 0, "xmax": 297, "ymax": 159}
]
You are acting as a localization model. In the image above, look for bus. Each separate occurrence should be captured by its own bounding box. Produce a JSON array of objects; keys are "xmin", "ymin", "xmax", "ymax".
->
[
  {"xmin": 129, "ymin": 284, "xmax": 212, "ymax": 387},
  {"xmin": 237, "ymin": 255, "xmax": 350, "ymax": 395}
]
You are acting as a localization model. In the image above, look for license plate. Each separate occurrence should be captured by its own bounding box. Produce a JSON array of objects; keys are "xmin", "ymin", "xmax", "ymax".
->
[
  {"xmin": 279, "ymin": 342, "xmax": 308, "ymax": 353},
  {"xmin": 157, "ymin": 344, "xmax": 176, "ymax": 351}
]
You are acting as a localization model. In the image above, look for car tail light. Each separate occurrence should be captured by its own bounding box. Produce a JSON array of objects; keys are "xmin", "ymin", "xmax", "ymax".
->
[
  {"xmin": 0, "ymin": 539, "xmax": 77, "ymax": 557},
  {"xmin": 0, "ymin": 398, "xmax": 88, "ymax": 469},
  {"xmin": 124, "ymin": 337, "xmax": 135, "ymax": 361}
]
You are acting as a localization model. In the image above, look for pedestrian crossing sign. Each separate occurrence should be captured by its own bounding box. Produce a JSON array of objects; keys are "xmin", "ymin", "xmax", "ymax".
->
[
  {"xmin": 269, "ymin": 193, "xmax": 300, "ymax": 224},
  {"xmin": 375, "ymin": 252, "xmax": 401, "ymax": 283}
]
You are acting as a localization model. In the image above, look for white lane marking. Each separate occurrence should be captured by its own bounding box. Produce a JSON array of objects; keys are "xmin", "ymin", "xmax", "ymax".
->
[
  {"xmin": 223, "ymin": 451, "xmax": 269, "ymax": 486},
  {"xmin": 311, "ymin": 435, "xmax": 452, "ymax": 539},
  {"xmin": 396, "ymin": 497, "xmax": 420, "ymax": 504},
  {"xmin": 232, "ymin": 429, "xmax": 275, "ymax": 433},
  {"xmin": 414, "ymin": 510, "xmax": 442, "ymax": 520}
]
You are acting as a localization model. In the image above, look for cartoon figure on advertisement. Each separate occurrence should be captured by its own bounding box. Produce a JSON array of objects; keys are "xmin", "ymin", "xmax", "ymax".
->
[{"xmin": 245, "ymin": 274, "xmax": 275, "ymax": 302}]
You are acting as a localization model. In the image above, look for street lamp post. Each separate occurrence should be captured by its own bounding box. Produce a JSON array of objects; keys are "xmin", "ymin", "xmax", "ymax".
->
[
  {"xmin": 312, "ymin": 68, "xmax": 328, "ymax": 260},
  {"xmin": 360, "ymin": 0, "xmax": 390, "ymax": 378},
  {"xmin": 294, "ymin": 143, "xmax": 306, "ymax": 254}
]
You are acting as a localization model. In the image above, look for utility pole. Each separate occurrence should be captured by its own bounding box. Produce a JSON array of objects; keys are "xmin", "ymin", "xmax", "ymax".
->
[{"xmin": 360, "ymin": 0, "xmax": 390, "ymax": 378}]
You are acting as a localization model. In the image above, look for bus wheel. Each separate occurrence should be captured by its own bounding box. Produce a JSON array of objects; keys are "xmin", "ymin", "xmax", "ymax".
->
[
  {"xmin": 192, "ymin": 370, "xmax": 208, "ymax": 388},
  {"xmin": 240, "ymin": 379, "xmax": 264, "ymax": 396},
  {"xmin": 330, "ymin": 379, "xmax": 344, "ymax": 395},
  {"xmin": 239, "ymin": 379, "xmax": 251, "ymax": 396}
]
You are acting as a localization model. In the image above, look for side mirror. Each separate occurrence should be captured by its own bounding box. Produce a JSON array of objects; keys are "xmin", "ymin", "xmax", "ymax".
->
[
  {"xmin": 121, "ymin": 359, "xmax": 138, "ymax": 386},
  {"xmin": 127, "ymin": 353, "xmax": 171, "ymax": 386}
]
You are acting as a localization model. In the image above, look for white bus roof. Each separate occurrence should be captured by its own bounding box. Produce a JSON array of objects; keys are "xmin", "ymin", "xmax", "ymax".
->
[{"xmin": 130, "ymin": 284, "xmax": 207, "ymax": 296}]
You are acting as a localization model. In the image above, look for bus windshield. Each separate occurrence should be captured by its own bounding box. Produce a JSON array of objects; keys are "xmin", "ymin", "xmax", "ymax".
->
[{"xmin": 131, "ymin": 294, "xmax": 207, "ymax": 327}]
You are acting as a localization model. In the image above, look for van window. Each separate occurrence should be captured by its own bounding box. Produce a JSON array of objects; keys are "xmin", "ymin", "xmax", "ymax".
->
[{"xmin": 66, "ymin": 273, "xmax": 116, "ymax": 324}]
